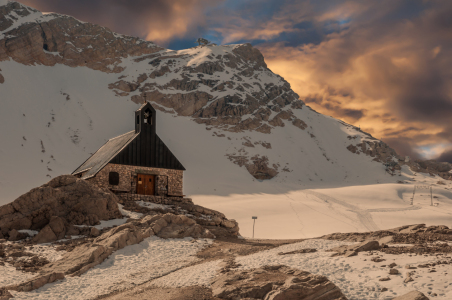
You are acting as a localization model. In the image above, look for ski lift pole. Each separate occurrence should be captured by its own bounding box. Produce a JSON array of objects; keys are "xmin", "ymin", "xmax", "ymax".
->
[
  {"xmin": 252, "ymin": 216, "xmax": 257, "ymax": 239},
  {"xmin": 430, "ymin": 186, "xmax": 433, "ymax": 206}
]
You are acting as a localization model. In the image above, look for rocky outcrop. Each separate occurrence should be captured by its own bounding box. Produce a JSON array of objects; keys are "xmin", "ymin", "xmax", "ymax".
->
[
  {"xmin": 211, "ymin": 265, "xmax": 347, "ymax": 300},
  {"xmin": 5, "ymin": 212, "xmax": 215, "ymax": 292},
  {"xmin": 118, "ymin": 195, "xmax": 240, "ymax": 237},
  {"xmin": 393, "ymin": 290, "xmax": 429, "ymax": 300},
  {"xmin": 330, "ymin": 240, "xmax": 380, "ymax": 257},
  {"xmin": 346, "ymin": 139, "xmax": 452, "ymax": 180},
  {"xmin": 0, "ymin": 2, "xmax": 162, "ymax": 73},
  {"xmin": 0, "ymin": 175, "xmax": 122, "ymax": 241},
  {"xmin": 409, "ymin": 160, "xmax": 452, "ymax": 181},
  {"xmin": 142, "ymin": 213, "xmax": 215, "ymax": 239}
]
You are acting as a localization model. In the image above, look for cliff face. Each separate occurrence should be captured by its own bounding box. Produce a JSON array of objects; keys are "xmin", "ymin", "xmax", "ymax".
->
[
  {"xmin": 108, "ymin": 43, "xmax": 306, "ymax": 134},
  {"xmin": 0, "ymin": 2, "xmax": 162, "ymax": 72}
]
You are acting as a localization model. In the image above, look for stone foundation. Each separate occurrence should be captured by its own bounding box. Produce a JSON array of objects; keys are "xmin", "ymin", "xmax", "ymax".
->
[
  {"xmin": 85, "ymin": 163, "xmax": 183, "ymax": 196},
  {"xmin": 117, "ymin": 194, "xmax": 193, "ymax": 205}
]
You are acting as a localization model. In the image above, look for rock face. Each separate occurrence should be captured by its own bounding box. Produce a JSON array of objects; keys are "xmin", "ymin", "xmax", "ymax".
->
[
  {"xmin": 0, "ymin": 175, "xmax": 122, "ymax": 241},
  {"xmin": 346, "ymin": 140, "xmax": 452, "ymax": 180},
  {"xmin": 0, "ymin": 2, "xmax": 162, "ymax": 73},
  {"xmin": 211, "ymin": 265, "xmax": 347, "ymax": 300}
]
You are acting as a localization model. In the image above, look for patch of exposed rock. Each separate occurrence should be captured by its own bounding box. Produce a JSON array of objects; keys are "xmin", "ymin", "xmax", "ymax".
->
[
  {"xmin": 211, "ymin": 265, "xmax": 347, "ymax": 300},
  {"xmin": 0, "ymin": 175, "xmax": 122, "ymax": 242},
  {"xmin": 323, "ymin": 224, "xmax": 452, "ymax": 255},
  {"xmin": 226, "ymin": 154, "xmax": 279, "ymax": 180}
]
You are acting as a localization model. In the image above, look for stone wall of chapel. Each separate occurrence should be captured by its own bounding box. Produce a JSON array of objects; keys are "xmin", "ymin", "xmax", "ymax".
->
[{"xmin": 86, "ymin": 163, "xmax": 183, "ymax": 196}]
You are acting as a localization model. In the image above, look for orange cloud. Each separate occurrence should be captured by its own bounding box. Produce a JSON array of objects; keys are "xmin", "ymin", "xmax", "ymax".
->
[{"xmin": 251, "ymin": 2, "xmax": 452, "ymax": 159}]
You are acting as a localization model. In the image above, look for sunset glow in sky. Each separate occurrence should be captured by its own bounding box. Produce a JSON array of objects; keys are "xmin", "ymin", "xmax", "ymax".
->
[{"xmin": 20, "ymin": 0, "xmax": 452, "ymax": 162}]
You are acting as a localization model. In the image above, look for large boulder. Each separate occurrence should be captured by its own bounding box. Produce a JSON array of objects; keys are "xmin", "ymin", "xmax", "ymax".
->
[
  {"xmin": 392, "ymin": 290, "xmax": 429, "ymax": 300},
  {"xmin": 32, "ymin": 225, "xmax": 57, "ymax": 244},
  {"xmin": 0, "ymin": 175, "xmax": 122, "ymax": 240},
  {"xmin": 211, "ymin": 265, "xmax": 347, "ymax": 300}
]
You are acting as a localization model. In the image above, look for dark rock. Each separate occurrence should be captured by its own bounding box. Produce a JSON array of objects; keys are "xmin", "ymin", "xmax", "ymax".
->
[
  {"xmin": 389, "ymin": 268, "xmax": 399, "ymax": 275},
  {"xmin": 32, "ymin": 225, "xmax": 57, "ymax": 244},
  {"xmin": 49, "ymin": 216, "xmax": 66, "ymax": 240},
  {"xmin": 0, "ymin": 288, "xmax": 13, "ymax": 300},
  {"xmin": 0, "ymin": 175, "xmax": 122, "ymax": 237},
  {"xmin": 211, "ymin": 265, "xmax": 347, "ymax": 300},
  {"xmin": 90, "ymin": 227, "xmax": 100, "ymax": 237},
  {"xmin": 392, "ymin": 290, "xmax": 430, "ymax": 300}
]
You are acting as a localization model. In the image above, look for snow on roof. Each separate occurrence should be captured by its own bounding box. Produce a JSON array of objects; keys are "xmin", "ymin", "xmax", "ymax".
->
[{"xmin": 72, "ymin": 131, "xmax": 138, "ymax": 179}]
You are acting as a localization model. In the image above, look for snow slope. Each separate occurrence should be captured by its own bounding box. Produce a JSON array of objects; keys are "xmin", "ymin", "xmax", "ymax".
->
[
  {"xmin": 1, "ymin": 58, "xmax": 452, "ymax": 239},
  {"xmin": 0, "ymin": 57, "xmax": 384, "ymax": 203}
]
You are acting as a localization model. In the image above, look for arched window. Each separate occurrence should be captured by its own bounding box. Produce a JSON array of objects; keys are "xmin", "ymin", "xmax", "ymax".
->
[
  {"xmin": 109, "ymin": 172, "xmax": 120, "ymax": 186},
  {"xmin": 144, "ymin": 108, "xmax": 152, "ymax": 125}
]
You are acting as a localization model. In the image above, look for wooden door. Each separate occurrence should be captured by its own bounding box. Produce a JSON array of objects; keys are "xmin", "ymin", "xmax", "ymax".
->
[{"xmin": 136, "ymin": 174, "xmax": 155, "ymax": 195}]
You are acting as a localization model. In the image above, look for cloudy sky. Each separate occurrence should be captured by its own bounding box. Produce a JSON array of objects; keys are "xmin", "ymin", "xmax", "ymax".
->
[{"xmin": 20, "ymin": 0, "xmax": 452, "ymax": 162}]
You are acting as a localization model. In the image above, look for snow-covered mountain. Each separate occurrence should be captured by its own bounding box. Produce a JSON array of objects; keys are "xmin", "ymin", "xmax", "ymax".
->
[{"xmin": 1, "ymin": 1, "xmax": 452, "ymax": 238}]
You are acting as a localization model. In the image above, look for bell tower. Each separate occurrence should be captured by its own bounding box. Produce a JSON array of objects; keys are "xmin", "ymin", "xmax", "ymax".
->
[{"xmin": 135, "ymin": 102, "xmax": 156, "ymax": 134}]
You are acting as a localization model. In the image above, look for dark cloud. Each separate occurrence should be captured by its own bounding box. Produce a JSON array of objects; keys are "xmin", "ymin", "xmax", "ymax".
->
[
  {"xmin": 304, "ymin": 94, "xmax": 364, "ymax": 121},
  {"xmin": 19, "ymin": 0, "xmax": 222, "ymax": 45},
  {"xmin": 382, "ymin": 137, "xmax": 423, "ymax": 160},
  {"xmin": 383, "ymin": 127, "xmax": 420, "ymax": 137},
  {"xmin": 437, "ymin": 149, "xmax": 452, "ymax": 163}
]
